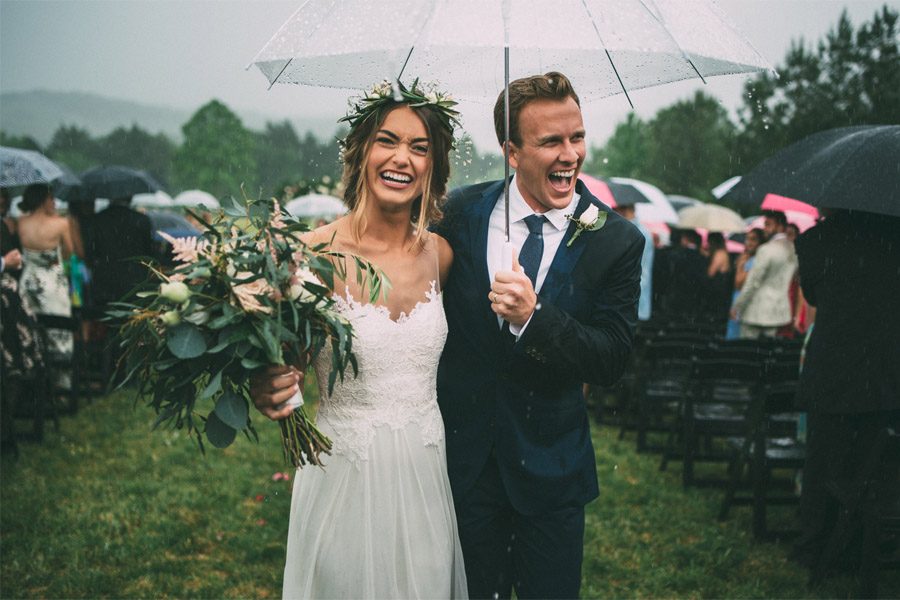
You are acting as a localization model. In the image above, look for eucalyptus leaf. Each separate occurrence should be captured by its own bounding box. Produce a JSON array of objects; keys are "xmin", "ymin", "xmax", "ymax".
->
[
  {"xmin": 205, "ymin": 412, "xmax": 237, "ymax": 448},
  {"xmin": 214, "ymin": 390, "xmax": 249, "ymax": 430},
  {"xmin": 199, "ymin": 370, "xmax": 223, "ymax": 400},
  {"xmin": 166, "ymin": 323, "xmax": 207, "ymax": 359}
]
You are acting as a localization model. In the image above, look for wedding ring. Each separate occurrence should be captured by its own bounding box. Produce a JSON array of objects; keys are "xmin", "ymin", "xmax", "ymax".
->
[{"xmin": 490, "ymin": 292, "xmax": 497, "ymax": 303}]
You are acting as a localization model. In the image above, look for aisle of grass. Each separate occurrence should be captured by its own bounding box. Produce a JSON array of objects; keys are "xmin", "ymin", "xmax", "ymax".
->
[{"xmin": 2, "ymin": 389, "xmax": 897, "ymax": 598}]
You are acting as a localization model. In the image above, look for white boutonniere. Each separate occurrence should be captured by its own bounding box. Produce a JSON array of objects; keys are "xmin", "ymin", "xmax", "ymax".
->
[{"xmin": 565, "ymin": 204, "xmax": 607, "ymax": 247}]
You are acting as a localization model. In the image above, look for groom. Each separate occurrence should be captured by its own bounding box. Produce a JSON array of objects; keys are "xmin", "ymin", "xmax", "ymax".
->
[{"xmin": 433, "ymin": 72, "xmax": 644, "ymax": 599}]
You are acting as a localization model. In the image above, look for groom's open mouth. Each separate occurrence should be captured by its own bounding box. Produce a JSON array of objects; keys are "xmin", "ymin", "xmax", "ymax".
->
[
  {"xmin": 548, "ymin": 169, "xmax": 575, "ymax": 193},
  {"xmin": 380, "ymin": 170, "xmax": 414, "ymax": 189}
]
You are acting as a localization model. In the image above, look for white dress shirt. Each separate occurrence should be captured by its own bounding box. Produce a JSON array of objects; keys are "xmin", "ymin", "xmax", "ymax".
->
[{"xmin": 486, "ymin": 174, "xmax": 580, "ymax": 333}]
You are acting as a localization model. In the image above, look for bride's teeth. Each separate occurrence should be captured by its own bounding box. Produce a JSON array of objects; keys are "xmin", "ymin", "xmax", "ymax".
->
[{"xmin": 382, "ymin": 171, "xmax": 412, "ymax": 183}]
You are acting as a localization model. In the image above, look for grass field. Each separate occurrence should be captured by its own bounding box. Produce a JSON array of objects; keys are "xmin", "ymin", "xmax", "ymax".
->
[{"xmin": 2, "ymin": 386, "xmax": 897, "ymax": 598}]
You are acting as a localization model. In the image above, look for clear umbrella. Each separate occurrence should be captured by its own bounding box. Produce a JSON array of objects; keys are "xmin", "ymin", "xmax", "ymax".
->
[
  {"xmin": 251, "ymin": 0, "xmax": 772, "ymax": 244},
  {"xmin": 1, "ymin": 146, "xmax": 64, "ymax": 187},
  {"xmin": 132, "ymin": 191, "xmax": 175, "ymax": 209},
  {"xmin": 251, "ymin": 0, "xmax": 772, "ymax": 104}
]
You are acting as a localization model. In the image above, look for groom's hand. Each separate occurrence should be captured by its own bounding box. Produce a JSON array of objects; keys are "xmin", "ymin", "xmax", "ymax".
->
[
  {"xmin": 250, "ymin": 365, "xmax": 303, "ymax": 421},
  {"xmin": 490, "ymin": 253, "xmax": 537, "ymax": 327}
]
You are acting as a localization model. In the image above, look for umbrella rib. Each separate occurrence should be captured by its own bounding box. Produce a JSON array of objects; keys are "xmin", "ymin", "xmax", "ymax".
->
[
  {"xmin": 269, "ymin": 58, "xmax": 292, "ymax": 89},
  {"xmin": 397, "ymin": 46, "xmax": 416, "ymax": 81},
  {"xmin": 578, "ymin": 0, "xmax": 633, "ymax": 109}
]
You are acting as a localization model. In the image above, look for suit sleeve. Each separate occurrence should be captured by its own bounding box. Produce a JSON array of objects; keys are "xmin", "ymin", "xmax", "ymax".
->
[
  {"xmin": 512, "ymin": 230, "xmax": 644, "ymax": 386},
  {"xmin": 795, "ymin": 229, "xmax": 824, "ymax": 307},
  {"xmin": 733, "ymin": 245, "xmax": 771, "ymax": 314}
]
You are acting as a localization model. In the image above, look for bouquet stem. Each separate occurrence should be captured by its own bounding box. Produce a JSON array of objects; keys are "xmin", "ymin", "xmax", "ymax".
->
[{"xmin": 279, "ymin": 407, "xmax": 333, "ymax": 468}]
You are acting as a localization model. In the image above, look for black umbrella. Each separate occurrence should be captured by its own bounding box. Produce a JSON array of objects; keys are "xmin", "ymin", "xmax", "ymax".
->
[
  {"xmin": 605, "ymin": 179, "xmax": 651, "ymax": 207},
  {"xmin": 52, "ymin": 163, "xmax": 92, "ymax": 203},
  {"xmin": 146, "ymin": 211, "xmax": 200, "ymax": 242},
  {"xmin": 80, "ymin": 165, "xmax": 164, "ymax": 200},
  {"xmin": 722, "ymin": 125, "xmax": 900, "ymax": 217}
]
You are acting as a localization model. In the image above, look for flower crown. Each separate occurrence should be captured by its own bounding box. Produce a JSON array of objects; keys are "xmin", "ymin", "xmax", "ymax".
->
[{"xmin": 339, "ymin": 78, "xmax": 461, "ymax": 138}]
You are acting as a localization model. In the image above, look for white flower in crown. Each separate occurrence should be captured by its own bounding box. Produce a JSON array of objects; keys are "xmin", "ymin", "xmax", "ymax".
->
[
  {"xmin": 425, "ymin": 90, "xmax": 439, "ymax": 104},
  {"xmin": 371, "ymin": 80, "xmax": 392, "ymax": 98},
  {"xmin": 565, "ymin": 203, "xmax": 607, "ymax": 247}
]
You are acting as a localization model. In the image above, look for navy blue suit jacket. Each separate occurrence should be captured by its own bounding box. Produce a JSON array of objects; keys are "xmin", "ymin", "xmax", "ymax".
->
[{"xmin": 434, "ymin": 178, "xmax": 644, "ymax": 515}]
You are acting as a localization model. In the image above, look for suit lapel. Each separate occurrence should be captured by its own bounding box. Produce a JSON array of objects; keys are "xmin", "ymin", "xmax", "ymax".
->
[
  {"xmin": 540, "ymin": 181, "xmax": 601, "ymax": 303},
  {"xmin": 470, "ymin": 180, "xmax": 506, "ymax": 344}
]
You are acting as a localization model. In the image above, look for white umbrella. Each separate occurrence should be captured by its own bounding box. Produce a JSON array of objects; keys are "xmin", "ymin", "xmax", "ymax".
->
[
  {"xmin": 610, "ymin": 177, "xmax": 679, "ymax": 225},
  {"xmin": 711, "ymin": 175, "xmax": 742, "ymax": 200},
  {"xmin": 131, "ymin": 190, "xmax": 175, "ymax": 209},
  {"xmin": 174, "ymin": 189, "xmax": 220, "ymax": 210},
  {"xmin": 1, "ymin": 146, "xmax": 64, "ymax": 186},
  {"xmin": 677, "ymin": 203, "xmax": 745, "ymax": 233},
  {"xmin": 285, "ymin": 194, "xmax": 347, "ymax": 219}
]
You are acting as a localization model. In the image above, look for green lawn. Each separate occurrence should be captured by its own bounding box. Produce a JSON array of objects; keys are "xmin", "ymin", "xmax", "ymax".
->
[{"xmin": 2, "ymin": 388, "xmax": 896, "ymax": 598}]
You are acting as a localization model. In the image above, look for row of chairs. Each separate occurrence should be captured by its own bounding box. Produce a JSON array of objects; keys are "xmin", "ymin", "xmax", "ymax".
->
[
  {"xmin": 2, "ymin": 310, "xmax": 112, "ymax": 453},
  {"xmin": 597, "ymin": 321, "xmax": 806, "ymax": 540}
]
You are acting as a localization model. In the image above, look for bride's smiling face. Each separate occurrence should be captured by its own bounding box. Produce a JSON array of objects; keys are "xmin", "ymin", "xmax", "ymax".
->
[{"xmin": 365, "ymin": 106, "xmax": 430, "ymax": 211}]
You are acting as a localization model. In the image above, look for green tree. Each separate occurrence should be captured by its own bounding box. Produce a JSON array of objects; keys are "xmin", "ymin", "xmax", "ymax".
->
[
  {"xmin": 643, "ymin": 91, "xmax": 737, "ymax": 199},
  {"xmin": 254, "ymin": 120, "xmax": 303, "ymax": 198},
  {"xmin": 45, "ymin": 125, "xmax": 99, "ymax": 173},
  {"xmin": 736, "ymin": 6, "xmax": 900, "ymax": 169},
  {"xmin": 0, "ymin": 131, "xmax": 43, "ymax": 152},
  {"xmin": 583, "ymin": 113, "xmax": 649, "ymax": 179},
  {"xmin": 96, "ymin": 125, "xmax": 176, "ymax": 187},
  {"xmin": 175, "ymin": 100, "xmax": 257, "ymax": 198}
]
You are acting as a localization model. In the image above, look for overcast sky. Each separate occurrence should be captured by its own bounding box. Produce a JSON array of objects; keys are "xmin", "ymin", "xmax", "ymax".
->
[{"xmin": 0, "ymin": 0, "xmax": 892, "ymax": 150}]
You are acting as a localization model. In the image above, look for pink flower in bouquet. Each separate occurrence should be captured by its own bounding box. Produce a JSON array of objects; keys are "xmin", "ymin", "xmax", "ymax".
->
[
  {"xmin": 158, "ymin": 231, "xmax": 210, "ymax": 264},
  {"xmin": 232, "ymin": 273, "xmax": 274, "ymax": 314}
]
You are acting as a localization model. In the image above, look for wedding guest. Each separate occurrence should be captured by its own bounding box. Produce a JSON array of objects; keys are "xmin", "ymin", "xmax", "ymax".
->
[
  {"xmin": 653, "ymin": 228, "xmax": 709, "ymax": 323},
  {"xmin": 16, "ymin": 184, "xmax": 82, "ymax": 388},
  {"xmin": 704, "ymin": 232, "xmax": 733, "ymax": 327},
  {"xmin": 731, "ymin": 210, "xmax": 797, "ymax": 338},
  {"xmin": 725, "ymin": 228, "xmax": 763, "ymax": 340},
  {"xmin": 792, "ymin": 210, "xmax": 900, "ymax": 571},
  {"xmin": 88, "ymin": 196, "xmax": 153, "ymax": 310},
  {"xmin": 615, "ymin": 201, "xmax": 654, "ymax": 321},
  {"xmin": 1, "ymin": 188, "xmax": 22, "ymax": 275}
]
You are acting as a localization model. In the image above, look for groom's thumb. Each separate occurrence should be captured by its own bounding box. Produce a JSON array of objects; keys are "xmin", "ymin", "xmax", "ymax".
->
[{"xmin": 511, "ymin": 250, "xmax": 522, "ymax": 272}]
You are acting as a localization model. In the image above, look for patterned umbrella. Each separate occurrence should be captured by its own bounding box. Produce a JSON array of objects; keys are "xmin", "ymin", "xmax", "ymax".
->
[{"xmin": 0, "ymin": 146, "xmax": 64, "ymax": 187}]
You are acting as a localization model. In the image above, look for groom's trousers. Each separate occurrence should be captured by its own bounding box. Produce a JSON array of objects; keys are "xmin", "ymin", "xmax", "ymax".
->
[{"xmin": 455, "ymin": 451, "xmax": 585, "ymax": 600}]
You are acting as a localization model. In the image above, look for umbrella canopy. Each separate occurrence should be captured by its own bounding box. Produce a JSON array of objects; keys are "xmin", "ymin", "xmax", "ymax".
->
[
  {"xmin": 132, "ymin": 191, "xmax": 175, "ymax": 209},
  {"xmin": 147, "ymin": 210, "xmax": 200, "ymax": 242},
  {"xmin": 760, "ymin": 193, "xmax": 819, "ymax": 218},
  {"xmin": 711, "ymin": 175, "xmax": 742, "ymax": 200},
  {"xmin": 174, "ymin": 189, "xmax": 220, "ymax": 210},
  {"xmin": 251, "ymin": 0, "xmax": 771, "ymax": 104},
  {"xmin": 746, "ymin": 211, "xmax": 817, "ymax": 234},
  {"xmin": 80, "ymin": 165, "xmax": 164, "ymax": 200},
  {"xmin": 285, "ymin": 194, "xmax": 347, "ymax": 219},
  {"xmin": 610, "ymin": 177, "xmax": 679, "ymax": 225},
  {"xmin": 722, "ymin": 125, "xmax": 900, "ymax": 217},
  {"xmin": 667, "ymin": 194, "xmax": 702, "ymax": 212},
  {"xmin": 677, "ymin": 203, "xmax": 745, "ymax": 233},
  {"xmin": 0, "ymin": 146, "xmax": 64, "ymax": 187}
]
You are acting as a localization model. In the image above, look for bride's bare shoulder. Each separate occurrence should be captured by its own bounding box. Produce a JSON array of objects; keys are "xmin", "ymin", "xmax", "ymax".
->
[{"xmin": 300, "ymin": 217, "xmax": 348, "ymax": 248}]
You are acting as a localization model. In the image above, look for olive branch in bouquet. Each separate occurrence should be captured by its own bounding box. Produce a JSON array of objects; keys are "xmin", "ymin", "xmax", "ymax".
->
[{"xmin": 108, "ymin": 193, "xmax": 388, "ymax": 467}]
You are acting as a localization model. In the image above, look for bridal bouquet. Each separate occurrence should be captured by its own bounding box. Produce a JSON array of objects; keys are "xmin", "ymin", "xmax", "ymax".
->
[{"xmin": 110, "ymin": 196, "xmax": 386, "ymax": 467}]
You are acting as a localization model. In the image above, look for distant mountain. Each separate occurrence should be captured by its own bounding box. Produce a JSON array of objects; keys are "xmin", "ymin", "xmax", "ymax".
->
[{"xmin": 0, "ymin": 90, "xmax": 342, "ymax": 146}]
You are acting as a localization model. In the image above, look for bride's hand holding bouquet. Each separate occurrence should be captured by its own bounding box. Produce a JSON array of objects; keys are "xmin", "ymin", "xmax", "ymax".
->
[{"xmin": 110, "ymin": 195, "xmax": 386, "ymax": 467}]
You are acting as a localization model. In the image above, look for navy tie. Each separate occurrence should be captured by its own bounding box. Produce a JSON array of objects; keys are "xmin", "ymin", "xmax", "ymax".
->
[{"xmin": 519, "ymin": 214, "xmax": 547, "ymax": 289}]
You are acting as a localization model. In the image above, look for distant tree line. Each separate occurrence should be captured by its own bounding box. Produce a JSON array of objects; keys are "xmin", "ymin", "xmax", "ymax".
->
[{"xmin": 2, "ymin": 6, "xmax": 896, "ymax": 204}]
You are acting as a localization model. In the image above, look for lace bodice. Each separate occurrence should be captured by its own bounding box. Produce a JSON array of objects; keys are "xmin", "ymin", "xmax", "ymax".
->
[{"xmin": 313, "ymin": 282, "xmax": 448, "ymax": 464}]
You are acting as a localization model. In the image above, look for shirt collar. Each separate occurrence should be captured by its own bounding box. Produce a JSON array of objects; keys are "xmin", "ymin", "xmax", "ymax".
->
[{"xmin": 509, "ymin": 174, "xmax": 580, "ymax": 231}]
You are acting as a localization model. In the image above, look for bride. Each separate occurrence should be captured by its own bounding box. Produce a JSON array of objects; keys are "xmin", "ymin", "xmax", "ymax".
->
[{"xmin": 250, "ymin": 81, "xmax": 467, "ymax": 599}]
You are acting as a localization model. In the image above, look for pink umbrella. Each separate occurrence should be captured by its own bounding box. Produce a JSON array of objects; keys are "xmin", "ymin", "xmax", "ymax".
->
[
  {"xmin": 760, "ymin": 193, "xmax": 819, "ymax": 218},
  {"xmin": 578, "ymin": 174, "xmax": 617, "ymax": 208},
  {"xmin": 748, "ymin": 210, "xmax": 817, "ymax": 233}
]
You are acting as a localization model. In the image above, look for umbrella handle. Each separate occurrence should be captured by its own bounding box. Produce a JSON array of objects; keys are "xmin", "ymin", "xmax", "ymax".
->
[{"xmin": 502, "ymin": 241, "xmax": 515, "ymax": 271}]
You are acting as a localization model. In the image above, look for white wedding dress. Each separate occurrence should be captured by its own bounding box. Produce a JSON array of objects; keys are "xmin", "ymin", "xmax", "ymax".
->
[{"xmin": 282, "ymin": 267, "xmax": 468, "ymax": 598}]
